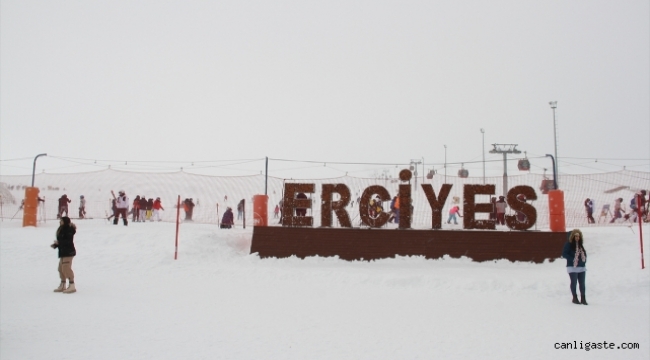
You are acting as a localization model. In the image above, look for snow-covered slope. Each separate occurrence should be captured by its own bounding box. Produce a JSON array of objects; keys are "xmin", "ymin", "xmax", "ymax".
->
[{"xmin": 1, "ymin": 220, "xmax": 648, "ymax": 359}]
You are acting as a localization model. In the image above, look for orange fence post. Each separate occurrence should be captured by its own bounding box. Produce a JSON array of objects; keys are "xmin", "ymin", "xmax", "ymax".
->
[
  {"xmin": 253, "ymin": 195, "xmax": 269, "ymax": 226},
  {"xmin": 22, "ymin": 187, "xmax": 39, "ymax": 227},
  {"xmin": 548, "ymin": 189, "xmax": 566, "ymax": 232}
]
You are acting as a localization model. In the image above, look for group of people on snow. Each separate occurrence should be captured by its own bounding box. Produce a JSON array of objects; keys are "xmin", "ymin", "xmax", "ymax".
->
[
  {"xmin": 48, "ymin": 206, "xmax": 595, "ymax": 307},
  {"xmin": 106, "ymin": 191, "xmax": 165, "ymax": 225},
  {"xmin": 584, "ymin": 190, "xmax": 648, "ymax": 224},
  {"xmin": 57, "ymin": 194, "xmax": 86, "ymax": 219},
  {"xmin": 130, "ymin": 195, "xmax": 165, "ymax": 223}
]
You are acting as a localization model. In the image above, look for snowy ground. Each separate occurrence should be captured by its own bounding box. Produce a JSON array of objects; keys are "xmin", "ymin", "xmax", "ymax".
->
[{"xmin": 1, "ymin": 220, "xmax": 648, "ymax": 359}]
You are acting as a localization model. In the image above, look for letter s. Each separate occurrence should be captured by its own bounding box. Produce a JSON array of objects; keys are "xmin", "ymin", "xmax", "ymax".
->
[{"xmin": 505, "ymin": 185, "xmax": 537, "ymax": 230}]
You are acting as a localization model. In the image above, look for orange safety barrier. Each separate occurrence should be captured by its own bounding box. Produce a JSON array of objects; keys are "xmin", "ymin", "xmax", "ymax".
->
[
  {"xmin": 22, "ymin": 187, "xmax": 40, "ymax": 227},
  {"xmin": 253, "ymin": 195, "xmax": 269, "ymax": 226},
  {"xmin": 548, "ymin": 189, "xmax": 566, "ymax": 232}
]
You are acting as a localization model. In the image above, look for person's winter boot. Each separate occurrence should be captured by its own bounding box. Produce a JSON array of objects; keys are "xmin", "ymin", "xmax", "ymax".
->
[
  {"xmin": 123, "ymin": 219, "xmax": 128, "ymax": 226},
  {"xmin": 113, "ymin": 218, "xmax": 118, "ymax": 225},
  {"xmin": 63, "ymin": 282, "xmax": 76, "ymax": 294},
  {"xmin": 580, "ymin": 294, "xmax": 588, "ymax": 305},
  {"xmin": 53, "ymin": 282, "xmax": 66, "ymax": 292},
  {"xmin": 572, "ymin": 294, "xmax": 580, "ymax": 304}
]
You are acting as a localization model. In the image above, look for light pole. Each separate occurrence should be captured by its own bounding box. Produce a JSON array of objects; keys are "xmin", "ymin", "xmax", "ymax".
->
[
  {"xmin": 481, "ymin": 128, "xmax": 485, "ymax": 185},
  {"xmin": 421, "ymin": 157, "xmax": 424, "ymax": 184},
  {"xmin": 31, "ymin": 153, "xmax": 47, "ymax": 187},
  {"xmin": 549, "ymin": 101, "xmax": 558, "ymax": 177},
  {"xmin": 444, "ymin": 145, "xmax": 447, "ymax": 183}
]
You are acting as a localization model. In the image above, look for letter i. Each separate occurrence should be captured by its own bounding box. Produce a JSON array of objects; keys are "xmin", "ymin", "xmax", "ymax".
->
[{"xmin": 398, "ymin": 169, "xmax": 412, "ymax": 229}]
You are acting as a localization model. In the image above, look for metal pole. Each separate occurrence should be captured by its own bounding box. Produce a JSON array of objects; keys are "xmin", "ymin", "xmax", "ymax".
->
[
  {"xmin": 480, "ymin": 129, "xmax": 485, "ymax": 184},
  {"xmin": 414, "ymin": 162, "xmax": 417, "ymax": 190},
  {"xmin": 502, "ymin": 153, "xmax": 508, "ymax": 197},
  {"xmin": 31, "ymin": 153, "xmax": 47, "ymax": 187},
  {"xmin": 421, "ymin": 157, "xmax": 424, "ymax": 184},
  {"xmin": 265, "ymin": 157, "xmax": 268, "ymax": 195},
  {"xmin": 549, "ymin": 101, "xmax": 558, "ymax": 178},
  {"xmin": 444, "ymin": 145, "xmax": 447, "ymax": 183},
  {"xmin": 408, "ymin": 159, "xmax": 422, "ymax": 196}
]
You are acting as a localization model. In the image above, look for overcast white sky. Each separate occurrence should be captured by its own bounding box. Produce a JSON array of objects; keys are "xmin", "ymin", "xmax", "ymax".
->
[{"xmin": 1, "ymin": 0, "xmax": 649, "ymax": 178}]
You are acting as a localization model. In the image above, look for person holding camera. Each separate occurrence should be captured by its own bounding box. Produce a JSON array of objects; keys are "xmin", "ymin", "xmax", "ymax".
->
[{"xmin": 51, "ymin": 216, "xmax": 77, "ymax": 293}]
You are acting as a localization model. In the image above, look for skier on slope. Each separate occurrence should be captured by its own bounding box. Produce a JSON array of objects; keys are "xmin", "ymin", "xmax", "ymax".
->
[
  {"xmin": 78, "ymin": 195, "xmax": 86, "ymax": 219},
  {"xmin": 113, "ymin": 190, "xmax": 129, "ymax": 226},
  {"xmin": 152, "ymin": 197, "xmax": 165, "ymax": 222},
  {"xmin": 57, "ymin": 194, "xmax": 71, "ymax": 219}
]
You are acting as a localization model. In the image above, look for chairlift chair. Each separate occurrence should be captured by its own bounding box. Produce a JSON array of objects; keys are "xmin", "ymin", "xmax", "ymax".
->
[
  {"xmin": 458, "ymin": 164, "xmax": 469, "ymax": 178},
  {"xmin": 518, "ymin": 151, "xmax": 530, "ymax": 171},
  {"xmin": 539, "ymin": 168, "xmax": 554, "ymax": 194},
  {"xmin": 518, "ymin": 159, "xmax": 530, "ymax": 171}
]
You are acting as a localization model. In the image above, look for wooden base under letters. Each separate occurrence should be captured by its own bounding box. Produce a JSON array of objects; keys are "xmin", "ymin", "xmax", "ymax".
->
[{"xmin": 250, "ymin": 227, "xmax": 568, "ymax": 263}]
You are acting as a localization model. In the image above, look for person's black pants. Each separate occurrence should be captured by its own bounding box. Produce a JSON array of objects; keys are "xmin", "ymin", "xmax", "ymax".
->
[
  {"xmin": 113, "ymin": 208, "xmax": 128, "ymax": 225},
  {"xmin": 568, "ymin": 271, "xmax": 586, "ymax": 296}
]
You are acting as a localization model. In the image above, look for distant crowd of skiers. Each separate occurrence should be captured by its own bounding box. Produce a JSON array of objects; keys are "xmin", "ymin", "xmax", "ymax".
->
[
  {"xmin": 52, "ymin": 188, "xmax": 648, "ymax": 227},
  {"xmin": 106, "ymin": 191, "xmax": 165, "ymax": 226},
  {"xmin": 584, "ymin": 190, "xmax": 648, "ymax": 224},
  {"xmin": 53, "ymin": 191, "xmax": 243, "ymax": 228}
]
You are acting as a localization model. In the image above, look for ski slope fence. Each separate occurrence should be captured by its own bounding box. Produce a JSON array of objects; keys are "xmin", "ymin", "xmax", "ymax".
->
[{"xmin": 0, "ymin": 169, "xmax": 648, "ymax": 229}]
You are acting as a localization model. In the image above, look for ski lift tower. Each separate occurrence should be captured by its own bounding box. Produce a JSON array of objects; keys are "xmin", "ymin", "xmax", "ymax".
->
[
  {"xmin": 409, "ymin": 159, "xmax": 422, "ymax": 194},
  {"xmin": 489, "ymin": 144, "xmax": 521, "ymax": 197}
]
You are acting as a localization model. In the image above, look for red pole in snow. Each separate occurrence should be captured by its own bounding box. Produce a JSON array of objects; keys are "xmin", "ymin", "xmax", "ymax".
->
[
  {"xmin": 636, "ymin": 194, "xmax": 645, "ymax": 269},
  {"xmin": 174, "ymin": 195, "xmax": 180, "ymax": 260}
]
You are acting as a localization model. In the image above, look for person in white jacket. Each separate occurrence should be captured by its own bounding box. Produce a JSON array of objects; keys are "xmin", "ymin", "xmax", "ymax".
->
[{"xmin": 114, "ymin": 190, "xmax": 130, "ymax": 226}]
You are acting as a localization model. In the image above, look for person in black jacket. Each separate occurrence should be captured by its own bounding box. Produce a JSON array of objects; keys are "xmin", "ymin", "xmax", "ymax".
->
[
  {"xmin": 146, "ymin": 198, "xmax": 154, "ymax": 221},
  {"xmin": 51, "ymin": 216, "xmax": 77, "ymax": 293},
  {"xmin": 139, "ymin": 196, "xmax": 148, "ymax": 222},
  {"xmin": 221, "ymin": 207, "xmax": 234, "ymax": 228},
  {"xmin": 584, "ymin": 198, "xmax": 595, "ymax": 224}
]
